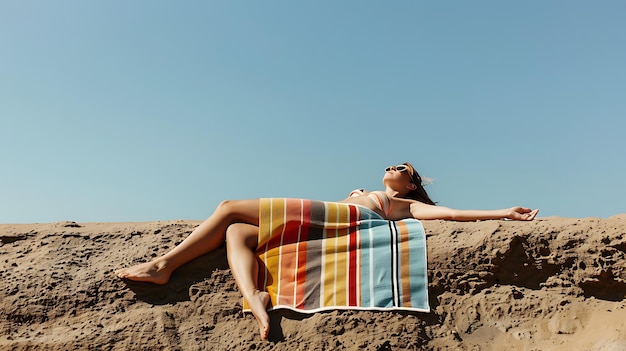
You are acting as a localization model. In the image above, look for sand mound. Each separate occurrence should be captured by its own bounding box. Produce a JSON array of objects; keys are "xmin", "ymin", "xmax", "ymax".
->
[{"xmin": 2, "ymin": 216, "xmax": 625, "ymax": 350}]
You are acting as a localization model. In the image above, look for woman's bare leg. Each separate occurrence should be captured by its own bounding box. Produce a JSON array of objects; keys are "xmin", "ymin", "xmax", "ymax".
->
[
  {"xmin": 226, "ymin": 223, "xmax": 270, "ymax": 340},
  {"xmin": 115, "ymin": 199, "xmax": 260, "ymax": 284}
]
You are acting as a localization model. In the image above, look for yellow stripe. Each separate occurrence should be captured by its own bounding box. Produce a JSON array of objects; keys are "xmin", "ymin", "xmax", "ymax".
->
[
  {"xmin": 246, "ymin": 199, "xmax": 272, "ymax": 310},
  {"xmin": 320, "ymin": 203, "xmax": 352, "ymax": 307},
  {"xmin": 321, "ymin": 202, "xmax": 335, "ymax": 306},
  {"xmin": 334, "ymin": 203, "xmax": 349, "ymax": 306},
  {"xmin": 258, "ymin": 198, "xmax": 272, "ymax": 245},
  {"xmin": 265, "ymin": 198, "xmax": 285, "ymax": 307}
]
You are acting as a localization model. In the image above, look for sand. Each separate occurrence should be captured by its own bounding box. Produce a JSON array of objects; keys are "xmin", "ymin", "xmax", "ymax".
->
[{"xmin": 2, "ymin": 215, "xmax": 625, "ymax": 350}]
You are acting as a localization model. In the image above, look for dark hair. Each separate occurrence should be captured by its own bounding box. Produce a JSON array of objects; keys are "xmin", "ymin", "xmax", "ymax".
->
[{"xmin": 402, "ymin": 162, "xmax": 436, "ymax": 205}]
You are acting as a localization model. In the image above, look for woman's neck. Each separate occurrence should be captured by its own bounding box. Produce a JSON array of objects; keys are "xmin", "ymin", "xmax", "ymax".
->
[{"xmin": 384, "ymin": 187, "xmax": 407, "ymax": 198}]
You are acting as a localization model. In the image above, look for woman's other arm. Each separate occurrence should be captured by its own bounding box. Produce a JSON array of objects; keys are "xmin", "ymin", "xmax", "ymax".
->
[{"xmin": 408, "ymin": 201, "xmax": 539, "ymax": 221}]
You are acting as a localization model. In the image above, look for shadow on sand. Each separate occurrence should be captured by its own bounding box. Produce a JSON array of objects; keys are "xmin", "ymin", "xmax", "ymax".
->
[{"xmin": 121, "ymin": 247, "xmax": 230, "ymax": 305}]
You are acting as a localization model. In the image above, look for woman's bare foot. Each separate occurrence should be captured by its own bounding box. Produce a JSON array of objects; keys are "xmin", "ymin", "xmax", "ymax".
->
[
  {"xmin": 115, "ymin": 259, "xmax": 172, "ymax": 285},
  {"xmin": 245, "ymin": 290, "xmax": 271, "ymax": 340}
]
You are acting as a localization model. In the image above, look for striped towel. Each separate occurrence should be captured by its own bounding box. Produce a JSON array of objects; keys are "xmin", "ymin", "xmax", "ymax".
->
[{"xmin": 244, "ymin": 198, "xmax": 429, "ymax": 313}]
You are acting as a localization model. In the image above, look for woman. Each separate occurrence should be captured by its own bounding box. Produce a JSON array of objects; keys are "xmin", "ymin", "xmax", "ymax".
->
[{"xmin": 115, "ymin": 162, "xmax": 538, "ymax": 340}]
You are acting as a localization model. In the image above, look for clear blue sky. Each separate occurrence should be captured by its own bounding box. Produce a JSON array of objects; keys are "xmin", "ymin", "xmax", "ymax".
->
[{"xmin": 1, "ymin": 1, "xmax": 624, "ymax": 223}]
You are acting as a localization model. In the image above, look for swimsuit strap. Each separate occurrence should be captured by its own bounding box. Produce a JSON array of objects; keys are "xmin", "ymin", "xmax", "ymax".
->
[{"xmin": 367, "ymin": 191, "xmax": 393, "ymax": 217}]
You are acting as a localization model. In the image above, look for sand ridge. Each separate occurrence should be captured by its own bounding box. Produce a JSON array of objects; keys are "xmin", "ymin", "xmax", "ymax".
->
[{"xmin": 1, "ymin": 216, "xmax": 625, "ymax": 350}]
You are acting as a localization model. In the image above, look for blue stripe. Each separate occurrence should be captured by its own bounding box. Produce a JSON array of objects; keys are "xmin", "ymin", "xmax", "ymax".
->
[
  {"xmin": 368, "ymin": 217, "xmax": 395, "ymax": 308},
  {"xmin": 405, "ymin": 219, "xmax": 428, "ymax": 310},
  {"xmin": 358, "ymin": 207, "xmax": 384, "ymax": 307},
  {"xmin": 358, "ymin": 208, "xmax": 374, "ymax": 307}
]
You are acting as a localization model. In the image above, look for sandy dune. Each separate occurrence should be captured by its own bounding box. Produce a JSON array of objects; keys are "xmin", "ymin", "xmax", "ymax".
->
[{"xmin": 2, "ymin": 215, "xmax": 625, "ymax": 350}]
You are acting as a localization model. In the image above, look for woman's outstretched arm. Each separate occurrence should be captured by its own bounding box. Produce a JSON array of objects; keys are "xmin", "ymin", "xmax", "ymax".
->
[{"xmin": 407, "ymin": 200, "xmax": 539, "ymax": 221}]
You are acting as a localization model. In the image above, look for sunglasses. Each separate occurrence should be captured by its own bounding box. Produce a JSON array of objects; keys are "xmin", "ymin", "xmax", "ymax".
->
[
  {"xmin": 386, "ymin": 164, "xmax": 430, "ymax": 186},
  {"xmin": 385, "ymin": 164, "xmax": 411, "ymax": 173}
]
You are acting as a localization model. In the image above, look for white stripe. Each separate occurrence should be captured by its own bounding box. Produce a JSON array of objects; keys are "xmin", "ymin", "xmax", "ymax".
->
[
  {"xmin": 390, "ymin": 222, "xmax": 399, "ymax": 307},
  {"xmin": 320, "ymin": 202, "xmax": 328, "ymax": 308},
  {"xmin": 264, "ymin": 303, "xmax": 430, "ymax": 314},
  {"xmin": 293, "ymin": 198, "xmax": 303, "ymax": 308},
  {"xmin": 345, "ymin": 206, "xmax": 350, "ymax": 305},
  {"xmin": 368, "ymin": 212, "xmax": 375, "ymax": 307},
  {"xmin": 263, "ymin": 199, "xmax": 271, "ymax": 290},
  {"xmin": 354, "ymin": 206, "xmax": 361, "ymax": 306},
  {"xmin": 333, "ymin": 203, "xmax": 338, "ymax": 306},
  {"xmin": 276, "ymin": 198, "xmax": 287, "ymax": 304}
]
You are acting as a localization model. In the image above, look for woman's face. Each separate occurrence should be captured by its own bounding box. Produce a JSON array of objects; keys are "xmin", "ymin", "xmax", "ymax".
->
[{"xmin": 382, "ymin": 164, "xmax": 414, "ymax": 189}]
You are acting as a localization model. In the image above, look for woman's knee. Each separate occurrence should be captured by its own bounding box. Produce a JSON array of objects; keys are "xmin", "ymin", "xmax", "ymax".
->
[
  {"xmin": 226, "ymin": 223, "xmax": 258, "ymax": 250},
  {"xmin": 215, "ymin": 199, "xmax": 260, "ymax": 225},
  {"xmin": 214, "ymin": 199, "xmax": 239, "ymax": 222},
  {"xmin": 216, "ymin": 199, "xmax": 236, "ymax": 212},
  {"xmin": 225, "ymin": 222, "xmax": 246, "ymax": 239}
]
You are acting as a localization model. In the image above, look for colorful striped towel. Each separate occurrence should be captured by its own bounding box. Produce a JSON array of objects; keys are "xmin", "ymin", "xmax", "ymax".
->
[{"xmin": 244, "ymin": 198, "xmax": 429, "ymax": 313}]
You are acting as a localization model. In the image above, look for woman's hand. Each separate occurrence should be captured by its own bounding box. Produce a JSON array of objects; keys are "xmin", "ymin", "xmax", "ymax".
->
[{"xmin": 507, "ymin": 207, "xmax": 539, "ymax": 221}]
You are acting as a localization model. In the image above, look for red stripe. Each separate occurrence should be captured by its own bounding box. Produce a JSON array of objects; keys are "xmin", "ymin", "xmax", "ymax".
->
[
  {"xmin": 282, "ymin": 198, "xmax": 302, "ymax": 244},
  {"xmin": 276, "ymin": 199, "xmax": 302, "ymax": 306},
  {"xmin": 294, "ymin": 199, "xmax": 310, "ymax": 308},
  {"xmin": 348, "ymin": 205, "xmax": 358, "ymax": 306}
]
